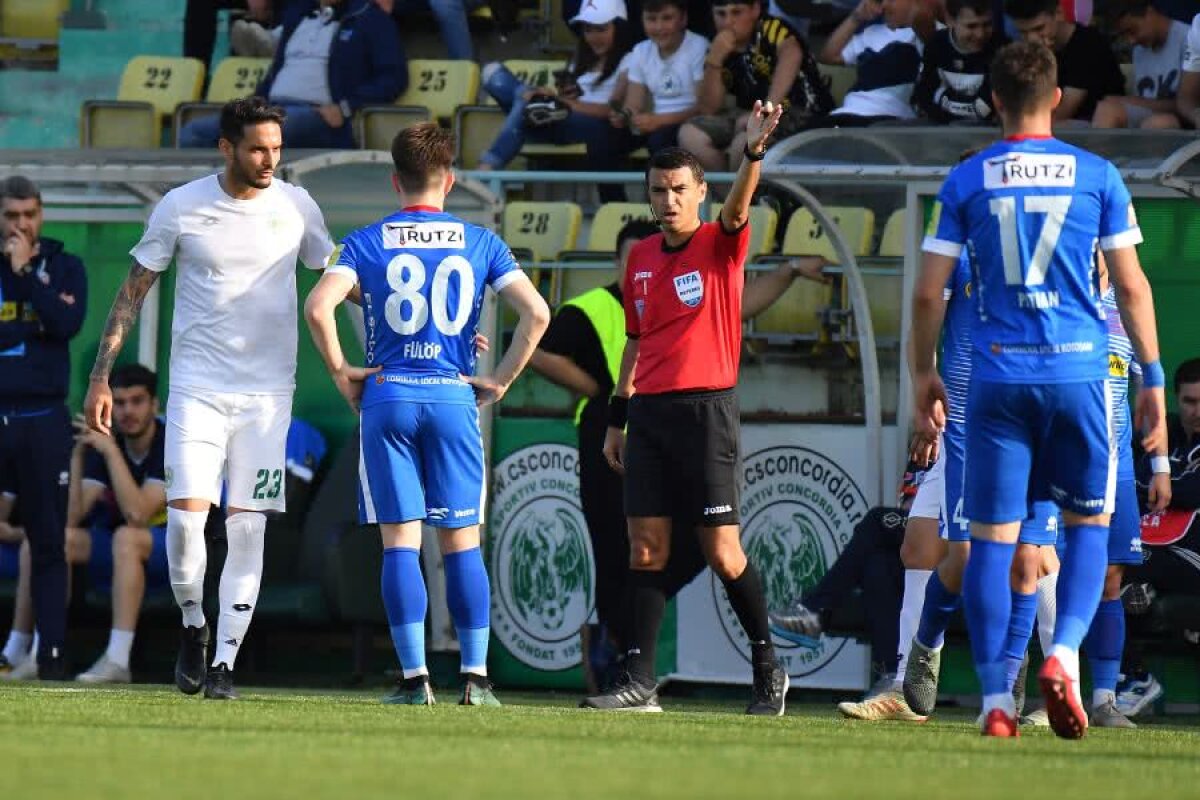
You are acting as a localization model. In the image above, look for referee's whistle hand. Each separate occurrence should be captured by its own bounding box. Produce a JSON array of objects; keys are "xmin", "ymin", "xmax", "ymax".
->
[
  {"xmin": 83, "ymin": 378, "xmax": 113, "ymax": 436},
  {"xmin": 602, "ymin": 427, "xmax": 626, "ymax": 475}
]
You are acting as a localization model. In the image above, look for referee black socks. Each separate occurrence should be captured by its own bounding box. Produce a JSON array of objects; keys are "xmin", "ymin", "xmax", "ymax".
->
[
  {"xmin": 722, "ymin": 563, "xmax": 776, "ymax": 661},
  {"xmin": 625, "ymin": 569, "xmax": 668, "ymax": 686}
]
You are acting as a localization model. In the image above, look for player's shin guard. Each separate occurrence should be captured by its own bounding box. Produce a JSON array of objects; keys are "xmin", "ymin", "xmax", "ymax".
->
[
  {"xmin": 1053, "ymin": 525, "xmax": 1108, "ymax": 656},
  {"xmin": 897, "ymin": 569, "xmax": 931, "ymax": 680},
  {"xmin": 444, "ymin": 547, "xmax": 490, "ymax": 676},
  {"xmin": 1003, "ymin": 590, "xmax": 1037, "ymax": 692},
  {"xmin": 963, "ymin": 539, "xmax": 1017, "ymax": 712},
  {"xmin": 382, "ymin": 547, "xmax": 428, "ymax": 678},
  {"xmin": 1084, "ymin": 598, "xmax": 1125, "ymax": 705},
  {"xmin": 916, "ymin": 571, "xmax": 960, "ymax": 651},
  {"xmin": 167, "ymin": 508, "xmax": 209, "ymax": 629},
  {"xmin": 213, "ymin": 512, "xmax": 265, "ymax": 667}
]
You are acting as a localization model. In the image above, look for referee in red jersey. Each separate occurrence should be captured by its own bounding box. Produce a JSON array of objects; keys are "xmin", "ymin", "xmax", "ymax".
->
[{"xmin": 582, "ymin": 100, "xmax": 788, "ymax": 715}]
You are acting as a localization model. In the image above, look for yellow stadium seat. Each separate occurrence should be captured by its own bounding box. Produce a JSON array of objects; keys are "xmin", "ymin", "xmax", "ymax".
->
[
  {"xmin": 750, "ymin": 269, "xmax": 832, "ymax": 338},
  {"xmin": 503, "ymin": 201, "xmax": 582, "ymax": 262},
  {"xmin": 171, "ymin": 57, "xmax": 272, "ymax": 145},
  {"xmin": 861, "ymin": 273, "xmax": 903, "ymax": 340},
  {"xmin": 455, "ymin": 105, "xmax": 505, "ymax": 169},
  {"xmin": 711, "ymin": 203, "xmax": 778, "ymax": 259},
  {"xmin": 558, "ymin": 266, "xmax": 615, "ymax": 300},
  {"xmin": 588, "ymin": 203, "xmax": 656, "ymax": 250},
  {"xmin": 817, "ymin": 64, "xmax": 857, "ymax": 108},
  {"xmin": 781, "ymin": 206, "xmax": 875, "ymax": 260},
  {"xmin": 878, "ymin": 209, "xmax": 906, "ymax": 257},
  {"xmin": 0, "ymin": 0, "xmax": 69, "ymax": 39},
  {"xmin": 80, "ymin": 103, "xmax": 159, "ymax": 149},
  {"xmin": 400, "ymin": 59, "xmax": 479, "ymax": 122},
  {"xmin": 502, "ymin": 59, "xmax": 565, "ymax": 90},
  {"xmin": 83, "ymin": 55, "xmax": 206, "ymax": 147},
  {"xmin": 356, "ymin": 105, "xmax": 433, "ymax": 150}
]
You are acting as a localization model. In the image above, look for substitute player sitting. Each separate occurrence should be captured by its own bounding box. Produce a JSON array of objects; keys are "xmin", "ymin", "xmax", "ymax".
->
[
  {"xmin": 911, "ymin": 40, "xmax": 1166, "ymax": 739},
  {"xmin": 304, "ymin": 123, "xmax": 550, "ymax": 706}
]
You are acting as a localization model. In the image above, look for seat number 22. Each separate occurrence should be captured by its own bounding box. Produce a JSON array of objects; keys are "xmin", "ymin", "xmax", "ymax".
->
[
  {"xmin": 384, "ymin": 254, "xmax": 475, "ymax": 336},
  {"xmin": 988, "ymin": 195, "xmax": 1072, "ymax": 287}
]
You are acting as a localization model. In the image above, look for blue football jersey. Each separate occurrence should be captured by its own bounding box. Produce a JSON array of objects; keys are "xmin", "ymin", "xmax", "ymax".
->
[
  {"xmin": 330, "ymin": 208, "xmax": 523, "ymax": 405},
  {"xmin": 924, "ymin": 137, "xmax": 1142, "ymax": 384},
  {"xmin": 1103, "ymin": 286, "xmax": 1139, "ymax": 458},
  {"xmin": 942, "ymin": 253, "xmax": 973, "ymax": 440}
]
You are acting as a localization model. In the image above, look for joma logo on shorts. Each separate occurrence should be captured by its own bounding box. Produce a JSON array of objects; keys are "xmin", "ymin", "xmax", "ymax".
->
[{"xmin": 704, "ymin": 504, "xmax": 732, "ymax": 515}]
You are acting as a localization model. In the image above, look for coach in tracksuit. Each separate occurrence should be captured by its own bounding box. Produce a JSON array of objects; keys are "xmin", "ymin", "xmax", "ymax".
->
[{"xmin": 0, "ymin": 175, "xmax": 87, "ymax": 679}]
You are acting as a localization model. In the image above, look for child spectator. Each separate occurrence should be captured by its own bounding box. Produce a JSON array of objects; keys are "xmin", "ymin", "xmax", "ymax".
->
[
  {"xmin": 478, "ymin": 0, "xmax": 635, "ymax": 169},
  {"xmin": 913, "ymin": 0, "xmax": 1005, "ymax": 123},
  {"xmin": 679, "ymin": 0, "xmax": 832, "ymax": 171},
  {"xmin": 1005, "ymin": 0, "xmax": 1124, "ymax": 123}
]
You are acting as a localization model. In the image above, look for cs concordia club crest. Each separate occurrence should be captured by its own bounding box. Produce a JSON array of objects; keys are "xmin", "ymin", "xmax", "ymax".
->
[
  {"xmin": 714, "ymin": 446, "xmax": 868, "ymax": 676},
  {"xmin": 490, "ymin": 443, "xmax": 595, "ymax": 671}
]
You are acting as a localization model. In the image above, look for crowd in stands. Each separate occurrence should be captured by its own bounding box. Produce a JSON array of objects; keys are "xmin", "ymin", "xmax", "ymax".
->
[{"xmin": 166, "ymin": 0, "xmax": 1200, "ymax": 162}]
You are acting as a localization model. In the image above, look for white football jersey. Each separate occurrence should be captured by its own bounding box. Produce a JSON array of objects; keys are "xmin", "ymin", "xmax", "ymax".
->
[{"xmin": 131, "ymin": 174, "xmax": 334, "ymax": 395}]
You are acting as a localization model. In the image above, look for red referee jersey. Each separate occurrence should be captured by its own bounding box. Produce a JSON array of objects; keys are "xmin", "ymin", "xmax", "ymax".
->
[{"xmin": 623, "ymin": 219, "xmax": 750, "ymax": 394}]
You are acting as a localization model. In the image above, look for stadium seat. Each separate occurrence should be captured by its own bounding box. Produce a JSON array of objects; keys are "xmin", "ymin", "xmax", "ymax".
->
[
  {"xmin": 860, "ymin": 272, "xmax": 903, "ymax": 340},
  {"xmin": 399, "ymin": 59, "xmax": 480, "ymax": 122},
  {"xmin": 80, "ymin": 103, "xmax": 160, "ymax": 149},
  {"xmin": 82, "ymin": 55, "xmax": 206, "ymax": 148},
  {"xmin": 711, "ymin": 203, "xmax": 778, "ymax": 259},
  {"xmin": 356, "ymin": 105, "xmax": 433, "ymax": 150},
  {"xmin": 781, "ymin": 206, "xmax": 876, "ymax": 260},
  {"xmin": 877, "ymin": 209, "xmax": 906, "ymax": 257},
  {"xmin": 0, "ymin": 0, "xmax": 68, "ymax": 39},
  {"xmin": 588, "ymin": 203, "xmax": 656, "ymax": 250},
  {"xmin": 749, "ymin": 258, "xmax": 832, "ymax": 339},
  {"xmin": 817, "ymin": 64, "xmax": 857, "ymax": 108},
  {"xmin": 173, "ymin": 57, "xmax": 272, "ymax": 145},
  {"xmin": 455, "ymin": 105, "xmax": 505, "ymax": 168},
  {"xmin": 503, "ymin": 201, "xmax": 582, "ymax": 262},
  {"xmin": 502, "ymin": 59, "xmax": 565, "ymax": 90},
  {"xmin": 554, "ymin": 251, "xmax": 616, "ymax": 303}
]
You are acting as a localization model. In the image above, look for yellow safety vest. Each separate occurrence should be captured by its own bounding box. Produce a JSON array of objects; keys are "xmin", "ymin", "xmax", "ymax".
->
[{"xmin": 562, "ymin": 286, "xmax": 625, "ymax": 426}]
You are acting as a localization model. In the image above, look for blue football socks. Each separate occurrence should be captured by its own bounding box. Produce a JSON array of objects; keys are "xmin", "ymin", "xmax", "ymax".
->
[
  {"xmin": 381, "ymin": 547, "xmax": 428, "ymax": 678},
  {"xmin": 445, "ymin": 547, "xmax": 491, "ymax": 675}
]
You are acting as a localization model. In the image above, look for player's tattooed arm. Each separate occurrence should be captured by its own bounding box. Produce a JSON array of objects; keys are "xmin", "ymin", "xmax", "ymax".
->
[{"xmin": 90, "ymin": 261, "xmax": 160, "ymax": 380}]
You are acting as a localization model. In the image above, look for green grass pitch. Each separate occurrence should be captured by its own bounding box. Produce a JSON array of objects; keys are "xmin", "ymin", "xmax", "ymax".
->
[{"xmin": 4, "ymin": 684, "xmax": 1200, "ymax": 799}]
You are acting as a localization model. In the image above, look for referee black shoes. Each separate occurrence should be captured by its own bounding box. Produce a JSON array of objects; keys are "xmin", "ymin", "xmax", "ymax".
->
[
  {"xmin": 580, "ymin": 672, "xmax": 663, "ymax": 712},
  {"xmin": 746, "ymin": 659, "xmax": 789, "ymax": 716},
  {"xmin": 175, "ymin": 624, "xmax": 209, "ymax": 695}
]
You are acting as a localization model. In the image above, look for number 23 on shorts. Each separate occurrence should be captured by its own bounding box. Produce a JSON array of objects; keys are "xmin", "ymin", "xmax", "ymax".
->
[{"xmin": 253, "ymin": 468, "xmax": 283, "ymax": 500}]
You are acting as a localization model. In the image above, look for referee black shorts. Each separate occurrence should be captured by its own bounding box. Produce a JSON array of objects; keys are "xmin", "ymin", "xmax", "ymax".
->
[{"xmin": 624, "ymin": 388, "xmax": 740, "ymax": 527}]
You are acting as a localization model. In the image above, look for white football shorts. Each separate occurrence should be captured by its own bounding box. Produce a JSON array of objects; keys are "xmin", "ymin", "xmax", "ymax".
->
[
  {"xmin": 164, "ymin": 387, "xmax": 292, "ymax": 512},
  {"xmin": 908, "ymin": 442, "xmax": 945, "ymax": 522}
]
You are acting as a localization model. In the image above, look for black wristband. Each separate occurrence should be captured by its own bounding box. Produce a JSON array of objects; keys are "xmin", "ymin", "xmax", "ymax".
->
[
  {"xmin": 743, "ymin": 144, "xmax": 766, "ymax": 162},
  {"xmin": 608, "ymin": 395, "xmax": 629, "ymax": 428}
]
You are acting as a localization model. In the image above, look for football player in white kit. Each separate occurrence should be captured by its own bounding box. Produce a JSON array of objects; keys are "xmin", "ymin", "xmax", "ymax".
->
[{"xmin": 84, "ymin": 97, "xmax": 335, "ymax": 699}]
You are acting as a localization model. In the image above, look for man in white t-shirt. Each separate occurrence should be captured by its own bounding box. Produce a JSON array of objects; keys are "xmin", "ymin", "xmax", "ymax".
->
[
  {"xmin": 812, "ymin": 0, "xmax": 925, "ymax": 126},
  {"xmin": 1094, "ymin": 0, "xmax": 1189, "ymax": 129},
  {"xmin": 1175, "ymin": 13, "xmax": 1200, "ymax": 128},
  {"xmin": 84, "ymin": 97, "xmax": 334, "ymax": 701}
]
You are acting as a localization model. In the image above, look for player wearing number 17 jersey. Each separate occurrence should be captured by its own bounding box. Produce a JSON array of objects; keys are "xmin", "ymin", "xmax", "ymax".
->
[
  {"xmin": 305, "ymin": 124, "xmax": 549, "ymax": 706},
  {"xmin": 910, "ymin": 41, "xmax": 1166, "ymax": 739}
]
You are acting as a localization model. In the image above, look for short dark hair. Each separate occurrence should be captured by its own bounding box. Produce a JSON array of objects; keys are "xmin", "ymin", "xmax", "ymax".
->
[
  {"xmin": 391, "ymin": 123, "xmax": 455, "ymax": 194},
  {"xmin": 990, "ymin": 40, "xmax": 1058, "ymax": 116},
  {"xmin": 1175, "ymin": 358, "xmax": 1200, "ymax": 393},
  {"xmin": 617, "ymin": 219, "xmax": 661, "ymax": 253},
  {"xmin": 1004, "ymin": 0, "xmax": 1058, "ymax": 21},
  {"xmin": 219, "ymin": 96, "xmax": 286, "ymax": 145},
  {"xmin": 110, "ymin": 363, "xmax": 158, "ymax": 397},
  {"xmin": 1107, "ymin": 0, "xmax": 1154, "ymax": 22},
  {"xmin": 642, "ymin": 0, "xmax": 687, "ymax": 14},
  {"xmin": 0, "ymin": 175, "xmax": 41, "ymax": 205},
  {"xmin": 645, "ymin": 147, "xmax": 705, "ymax": 186},
  {"xmin": 947, "ymin": 0, "xmax": 993, "ymax": 18}
]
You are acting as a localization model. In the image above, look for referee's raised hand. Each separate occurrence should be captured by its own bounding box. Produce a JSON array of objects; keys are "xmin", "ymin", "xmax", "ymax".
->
[{"xmin": 745, "ymin": 99, "xmax": 785, "ymax": 158}]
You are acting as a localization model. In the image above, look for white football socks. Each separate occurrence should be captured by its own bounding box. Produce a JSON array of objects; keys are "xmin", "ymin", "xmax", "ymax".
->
[
  {"xmin": 895, "ymin": 569, "xmax": 932, "ymax": 685},
  {"xmin": 2, "ymin": 629, "xmax": 31, "ymax": 665},
  {"xmin": 167, "ymin": 508, "xmax": 209, "ymax": 629},
  {"xmin": 105, "ymin": 629, "xmax": 136, "ymax": 669},
  {"xmin": 212, "ymin": 511, "xmax": 266, "ymax": 668}
]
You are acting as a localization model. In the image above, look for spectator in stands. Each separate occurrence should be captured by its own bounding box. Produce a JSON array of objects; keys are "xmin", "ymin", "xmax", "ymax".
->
[
  {"xmin": 678, "ymin": 0, "xmax": 833, "ymax": 172},
  {"xmin": 0, "ymin": 175, "xmax": 86, "ymax": 681},
  {"xmin": 595, "ymin": 0, "xmax": 709, "ymax": 200},
  {"xmin": 1091, "ymin": 0, "xmax": 1189, "ymax": 129},
  {"xmin": 184, "ymin": 0, "xmax": 285, "ymax": 69},
  {"xmin": 810, "ymin": 0, "xmax": 928, "ymax": 127},
  {"xmin": 530, "ymin": 219, "xmax": 829, "ymax": 690},
  {"xmin": 1004, "ymin": 0, "xmax": 1124, "ymax": 123},
  {"xmin": 1174, "ymin": 13, "xmax": 1200, "ymax": 129},
  {"xmin": 180, "ymin": 0, "xmax": 406, "ymax": 149},
  {"xmin": 383, "ymin": 0, "xmax": 485, "ymax": 61},
  {"xmin": 913, "ymin": 0, "xmax": 1005, "ymax": 123},
  {"xmin": 768, "ymin": 464, "xmax": 927, "ymax": 708},
  {"xmin": 476, "ymin": 0, "xmax": 636, "ymax": 170}
]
